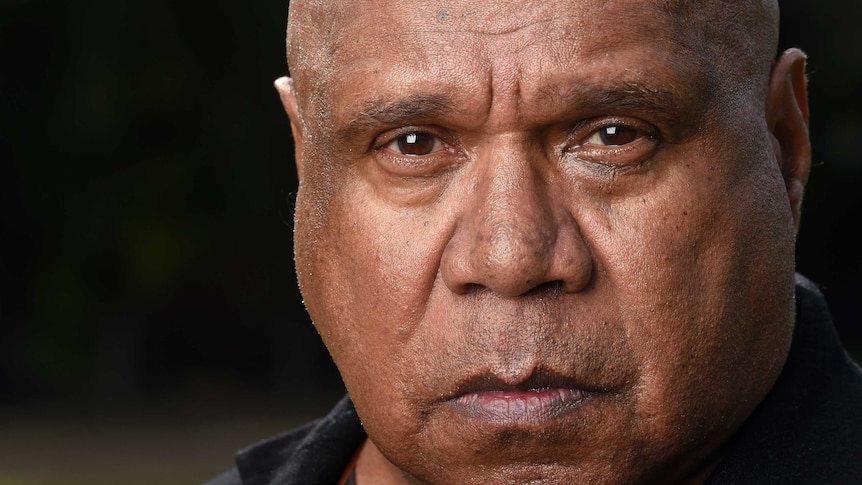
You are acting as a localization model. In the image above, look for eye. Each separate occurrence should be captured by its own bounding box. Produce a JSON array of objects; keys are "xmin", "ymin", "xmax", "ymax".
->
[
  {"xmin": 385, "ymin": 132, "xmax": 445, "ymax": 156},
  {"xmin": 375, "ymin": 128, "xmax": 463, "ymax": 178},
  {"xmin": 564, "ymin": 119, "xmax": 660, "ymax": 169},
  {"xmin": 585, "ymin": 125, "xmax": 642, "ymax": 146}
]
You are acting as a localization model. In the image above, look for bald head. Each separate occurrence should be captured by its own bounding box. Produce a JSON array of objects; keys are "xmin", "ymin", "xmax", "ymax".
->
[
  {"xmin": 657, "ymin": 0, "xmax": 780, "ymax": 93},
  {"xmin": 285, "ymin": 0, "xmax": 344, "ymax": 90},
  {"xmin": 286, "ymin": 0, "xmax": 781, "ymax": 105}
]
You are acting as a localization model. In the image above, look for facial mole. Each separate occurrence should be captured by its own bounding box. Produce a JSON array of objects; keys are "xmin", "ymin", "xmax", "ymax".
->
[{"xmin": 437, "ymin": 9, "xmax": 450, "ymax": 21}]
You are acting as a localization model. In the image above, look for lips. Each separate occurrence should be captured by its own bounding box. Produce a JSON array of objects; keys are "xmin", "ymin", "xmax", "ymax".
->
[
  {"xmin": 446, "ymin": 370, "xmax": 602, "ymax": 423},
  {"xmin": 453, "ymin": 387, "xmax": 591, "ymax": 422}
]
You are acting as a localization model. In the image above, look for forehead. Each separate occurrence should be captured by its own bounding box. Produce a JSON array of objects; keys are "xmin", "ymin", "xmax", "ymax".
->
[
  {"xmin": 332, "ymin": 0, "xmax": 687, "ymax": 49},
  {"xmin": 324, "ymin": 0, "xmax": 700, "ymax": 69},
  {"xmin": 303, "ymin": 0, "xmax": 716, "ymax": 125}
]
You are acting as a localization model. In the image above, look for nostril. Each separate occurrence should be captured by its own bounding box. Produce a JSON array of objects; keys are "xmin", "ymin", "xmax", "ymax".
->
[
  {"xmin": 456, "ymin": 280, "xmax": 562, "ymax": 298},
  {"xmin": 524, "ymin": 280, "xmax": 564, "ymax": 298},
  {"xmin": 463, "ymin": 282, "xmax": 486, "ymax": 295}
]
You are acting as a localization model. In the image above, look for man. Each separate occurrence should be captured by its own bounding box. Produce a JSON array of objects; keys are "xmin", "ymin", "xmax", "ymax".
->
[{"xmin": 208, "ymin": 0, "xmax": 862, "ymax": 483}]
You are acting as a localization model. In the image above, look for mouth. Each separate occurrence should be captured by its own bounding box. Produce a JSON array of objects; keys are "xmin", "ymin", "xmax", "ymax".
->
[{"xmin": 446, "ymin": 370, "xmax": 603, "ymax": 423}]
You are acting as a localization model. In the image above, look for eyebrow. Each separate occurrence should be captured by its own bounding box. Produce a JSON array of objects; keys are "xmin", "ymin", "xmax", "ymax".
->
[
  {"xmin": 536, "ymin": 81, "xmax": 679, "ymax": 117},
  {"xmin": 341, "ymin": 94, "xmax": 457, "ymax": 139}
]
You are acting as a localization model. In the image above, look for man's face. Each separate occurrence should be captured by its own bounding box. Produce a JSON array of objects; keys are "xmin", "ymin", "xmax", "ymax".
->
[{"xmin": 288, "ymin": 0, "xmax": 798, "ymax": 483}]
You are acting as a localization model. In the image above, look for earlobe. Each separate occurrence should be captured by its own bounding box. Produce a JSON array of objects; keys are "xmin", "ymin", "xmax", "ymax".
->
[
  {"xmin": 275, "ymin": 76, "xmax": 305, "ymax": 178},
  {"xmin": 765, "ymin": 48, "xmax": 811, "ymax": 231}
]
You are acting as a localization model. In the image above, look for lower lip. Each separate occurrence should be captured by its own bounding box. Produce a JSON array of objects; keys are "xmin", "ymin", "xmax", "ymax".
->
[{"xmin": 452, "ymin": 388, "xmax": 590, "ymax": 422}]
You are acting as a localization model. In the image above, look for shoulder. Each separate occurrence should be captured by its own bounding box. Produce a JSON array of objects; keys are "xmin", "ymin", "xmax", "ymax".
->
[
  {"xmin": 200, "ymin": 422, "xmax": 319, "ymax": 485},
  {"xmin": 200, "ymin": 395, "xmax": 365, "ymax": 485},
  {"xmin": 708, "ymin": 274, "xmax": 862, "ymax": 483}
]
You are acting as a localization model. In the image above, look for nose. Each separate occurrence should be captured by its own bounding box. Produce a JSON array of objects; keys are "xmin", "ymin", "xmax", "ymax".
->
[{"xmin": 440, "ymin": 139, "xmax": 594, "ymax": 297}]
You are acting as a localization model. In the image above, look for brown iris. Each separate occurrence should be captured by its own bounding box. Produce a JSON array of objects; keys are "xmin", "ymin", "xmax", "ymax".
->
[
  {"xmin": 598, "ymin": 126, "xmax": 639, "ymax": 146},
  {"xmin": 397, "ymin": 132, "xmax": 437, "ymax": 155}
]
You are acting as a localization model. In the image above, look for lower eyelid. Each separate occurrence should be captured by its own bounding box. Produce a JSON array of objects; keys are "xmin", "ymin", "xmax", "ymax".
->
[
  {"xmin": 565, "ymin": 136, "xmax": 659, "ymax": 165},
  {"xmin": 374, "ymin": 143, "xmax": 468, "ymax": 177}
]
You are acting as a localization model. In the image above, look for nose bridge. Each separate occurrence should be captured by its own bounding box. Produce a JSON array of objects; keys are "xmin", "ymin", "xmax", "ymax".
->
[
  {"xmin": 480, "ymin": 142, "xmax": 554, "ymax": 271},
  {"xmin": 441, "ymin": 136, "xmax": 593, "ymax": 297}
]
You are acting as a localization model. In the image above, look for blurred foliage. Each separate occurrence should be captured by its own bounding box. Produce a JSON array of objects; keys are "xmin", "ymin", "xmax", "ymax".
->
[
  {"xmin": 0, "ymin": 0, "xmax": 860, "ymax": 406},
  {"xmin": 0, "ymin": 0, "xmax": 341, "ymax": 403}
]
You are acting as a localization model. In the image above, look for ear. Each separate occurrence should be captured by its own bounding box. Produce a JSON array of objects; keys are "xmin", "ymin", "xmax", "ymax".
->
[
  {"xmin": 765, "ymin": 48, "xmax": 811, "ymax": 232},
  {"xmin": 275, "ymin": 76, "xmax": 305, "ymax": 179}
]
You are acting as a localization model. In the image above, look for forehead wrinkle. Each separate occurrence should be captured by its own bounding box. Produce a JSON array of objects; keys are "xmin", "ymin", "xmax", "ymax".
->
[{"xmin": 451, "ymin": 16, "xmax": 557, "ymax": 37}]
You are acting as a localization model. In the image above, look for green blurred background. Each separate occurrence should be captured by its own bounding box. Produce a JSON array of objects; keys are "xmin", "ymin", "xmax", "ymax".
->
[{"xmin": 0, "ymin": 0, "xmax": 860, "ymax": 483}]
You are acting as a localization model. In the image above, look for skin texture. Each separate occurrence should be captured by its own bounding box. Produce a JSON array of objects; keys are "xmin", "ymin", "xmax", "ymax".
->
[{"xmin": 277, "ymin": 0, "xmax": 812, "ymax": 483}]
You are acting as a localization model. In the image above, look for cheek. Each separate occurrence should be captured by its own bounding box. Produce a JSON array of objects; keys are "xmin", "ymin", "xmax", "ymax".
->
[
  {"xmin": 591, "ymin": 146, "xmax": 796, "ymax": 440},
  {"xmin": 294, "ymin": 175, "xmax": 448, "ymax": 412}
]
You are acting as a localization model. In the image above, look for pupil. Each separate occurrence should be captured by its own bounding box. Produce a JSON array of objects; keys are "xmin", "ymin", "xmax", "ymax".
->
[
  {"xmin": 600, "ymin": 126, "xmax": 638, "ymax": 146},
  {"xmin": 397, "ymin": 132, "xmax": 435, "ymax": 155}
]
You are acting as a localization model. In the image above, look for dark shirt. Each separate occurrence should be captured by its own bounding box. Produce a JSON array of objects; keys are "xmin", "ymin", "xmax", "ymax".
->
[{"xmin": 205, "ymin": 274, "xmax": 862, "ymax": 484}]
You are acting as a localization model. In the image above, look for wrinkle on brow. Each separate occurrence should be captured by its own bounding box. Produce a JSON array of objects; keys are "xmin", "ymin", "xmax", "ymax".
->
[{"xmin": 458, "ymin": 16, "xmax": 557, "ymax": 37}]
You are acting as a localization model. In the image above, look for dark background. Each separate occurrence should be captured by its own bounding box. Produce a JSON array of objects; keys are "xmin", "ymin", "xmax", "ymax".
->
[
  {"xmin": 0, "ymin": 0, "xmax": 860, "ymax": 481},
  {"xmin": 1, "ymin": 1, "xmax": 342, "ymax": 409}
]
